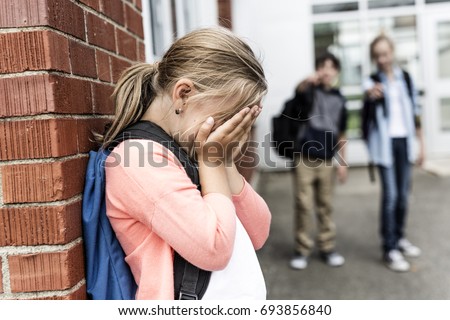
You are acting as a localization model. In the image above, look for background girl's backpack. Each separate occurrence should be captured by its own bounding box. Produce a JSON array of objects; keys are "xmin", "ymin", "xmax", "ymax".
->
[{"xmin": 82, "ymin": 121, "xmax": 210, "ymax": 300}]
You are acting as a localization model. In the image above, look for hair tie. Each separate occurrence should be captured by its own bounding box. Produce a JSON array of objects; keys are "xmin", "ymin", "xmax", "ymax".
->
[{"xmin": 153, "ymin": 61, "xmax": 160, "ymax": 74}]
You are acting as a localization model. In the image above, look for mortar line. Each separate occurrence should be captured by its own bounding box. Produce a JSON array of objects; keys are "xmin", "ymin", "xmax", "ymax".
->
[
  {"xmin": 0, "ymin": 237, "xmax": 83, "ymax": 255},
  {"xmin": 0, "ymin": 194, "xmax": 83, "ymax": 209},
  {"xmin": 0, "ymin": 252, "xmax": 12, "ymax": 294}
]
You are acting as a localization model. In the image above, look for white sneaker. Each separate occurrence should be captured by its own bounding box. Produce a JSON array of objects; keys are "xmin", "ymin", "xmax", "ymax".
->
[
  {"xmin": 290, "ymin": 254, "xmax": 308, "ymax": 270},
  {"xmin": 321, "ymin": 251, "xmax": 345, "ymax": 267},
  {"xmin": 384, "ymin": 249, "xmax": 410, "ymax": 272},
  {"xmin": 398, "ymin": 238, "xmax": 421, "ymax": 258}
]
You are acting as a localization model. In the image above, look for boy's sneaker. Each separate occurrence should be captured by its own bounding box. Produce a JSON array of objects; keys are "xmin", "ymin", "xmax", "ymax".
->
[
  {"xmin": 384, "ymin": 249, "xmax": 410, "ymax": 272},
  {"xmin": 320, "ymin": 251, "xmax": 345, "ymax": 267},
  {"xmin": 398, "ymin": 238, "xmax": 421, "ymax": 258},
  {"xmin": 290, "ymin": 253, "xmax": 308, "ymax": 270}
]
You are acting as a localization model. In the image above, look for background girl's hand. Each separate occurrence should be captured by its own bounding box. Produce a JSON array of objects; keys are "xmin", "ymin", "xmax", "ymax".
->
[
  {"xmin": 195, "ymin": 106, "xmax": 259, "ymax": 164},
  {"xmin": 367, "ymin": 83, "xmax": 384, "ymax": 100}
]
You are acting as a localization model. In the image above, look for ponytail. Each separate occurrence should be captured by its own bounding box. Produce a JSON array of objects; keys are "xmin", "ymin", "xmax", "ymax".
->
[{"xmin": 97, "ymin": 63, "xmax": 158, "ymax": 148}]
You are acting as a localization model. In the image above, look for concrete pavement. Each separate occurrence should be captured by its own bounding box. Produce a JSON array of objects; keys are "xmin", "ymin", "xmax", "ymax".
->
[{"xmin": 255, "ymin": 167, "xmax": 450, "ymax": 299}]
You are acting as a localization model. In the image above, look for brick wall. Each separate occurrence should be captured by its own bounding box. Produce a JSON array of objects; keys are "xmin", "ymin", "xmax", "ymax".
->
[
  {"xmin": 218, "ymin": 0, "xmax": 232, "ymax": 29},
  {"xmin": 0, "ymin": 0, "xmax": 144, "ymax": 299}
]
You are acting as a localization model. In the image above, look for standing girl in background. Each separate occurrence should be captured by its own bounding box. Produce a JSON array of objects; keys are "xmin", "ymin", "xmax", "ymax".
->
[
  {"xmin": 101, "ymin": 28, "xmax": 271, "ymax": 299},
  {"xmin": 363, "ymin": 34, "xmax": 425, "ymax": 272}
]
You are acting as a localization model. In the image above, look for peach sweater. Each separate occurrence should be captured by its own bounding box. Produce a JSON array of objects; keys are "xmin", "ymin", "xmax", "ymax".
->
[{"xmin": 105, "ymin": 140, "xmax": 271, "ymax": 299}]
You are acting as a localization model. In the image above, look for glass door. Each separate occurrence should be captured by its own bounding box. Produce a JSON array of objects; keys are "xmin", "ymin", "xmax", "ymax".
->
[{"xmin": 421, "ymin": 11, "xmax": 450, "ymax": 157}]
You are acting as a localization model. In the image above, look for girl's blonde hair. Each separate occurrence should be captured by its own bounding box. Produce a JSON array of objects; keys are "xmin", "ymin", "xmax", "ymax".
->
[{"xmin": 98, "ymin": 27, "xmax": 267, "ymax": 148}]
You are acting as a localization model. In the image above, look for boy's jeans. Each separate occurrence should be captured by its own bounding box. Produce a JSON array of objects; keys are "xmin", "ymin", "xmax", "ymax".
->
[
  {"xmin": 293, "ymin": 156, "xmax": 336, "ymax": 256},
  {"xmin": 378, "ymin": 138, "xmax": 411, "ymax": 253}
]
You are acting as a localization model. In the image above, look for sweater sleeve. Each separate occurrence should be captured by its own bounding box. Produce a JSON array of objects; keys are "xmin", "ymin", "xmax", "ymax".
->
[
  {"xmin": 231, "ymin": 178, "xmax": 271, "ymax": 250},
  {"xmin": 105, "ymin": 140, "xmax": 236, "ymax": 271}
]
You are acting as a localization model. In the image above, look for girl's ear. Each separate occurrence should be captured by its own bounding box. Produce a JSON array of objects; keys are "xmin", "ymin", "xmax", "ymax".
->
[{"xmin": 172, "ymin": 79, "xmax": 195, "ymax": 102}]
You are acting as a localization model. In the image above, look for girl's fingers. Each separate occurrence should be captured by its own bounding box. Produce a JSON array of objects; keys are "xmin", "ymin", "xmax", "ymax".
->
[
  {"xmin": 207, "ymin": 105, "xmax": 260, "ymax": 144},
  {"xmin": 195, "ymin": 116, "xmax": 215, "ymax": 143},
  {"xmin": 215, "ymin": 107, "xmax": 251, "ymax": 136},
  {"xmin": 249, "ymin": 106, "xmax": 262, "ymax": 128},
  {"xmin": 235, "ymin": 106, "xmax": 259, "ymax": 136}
]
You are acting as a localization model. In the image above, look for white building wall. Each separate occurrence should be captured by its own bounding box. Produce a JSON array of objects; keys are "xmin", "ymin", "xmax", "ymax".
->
[{"xmin": 232, "ymin": 0, "xmax": 315, "ymax": 170}]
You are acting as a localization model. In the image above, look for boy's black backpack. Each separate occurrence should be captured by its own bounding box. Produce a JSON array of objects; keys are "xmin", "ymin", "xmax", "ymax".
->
[
  {"xmin": 272, "ymin": 87, "xmax": 314, "ymax": 159},
  {"xmin": 82, "ymin": 120, "xmax": 211, "ymax": 300}
]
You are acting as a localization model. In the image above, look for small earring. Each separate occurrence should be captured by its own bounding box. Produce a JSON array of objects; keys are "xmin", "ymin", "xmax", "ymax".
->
[{"xmin": 175, "ymin": 101, "xmax": 186, "ymax": 115}]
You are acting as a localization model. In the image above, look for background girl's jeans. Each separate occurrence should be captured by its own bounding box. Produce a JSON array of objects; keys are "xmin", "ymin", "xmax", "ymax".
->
[{"xmin": 378, "ymin": 138, "xmax": 411, "ymax": 253}]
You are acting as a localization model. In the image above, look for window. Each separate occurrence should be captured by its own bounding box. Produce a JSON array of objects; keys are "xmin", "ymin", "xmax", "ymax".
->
[
  {"xmin": 312, "ymin": 2, "xmax": 359, "ymax": 14},
  {"xmin": 145, "ymin": 0, "xmax": 198, "ymax": 60},
  {"xmin": 314, "ymin": 21, "xmax": 362, "ymax": 87},
  {"xmin": 426, "ymin": 0, "xmax": 450, "ymax": 3},
  {"xmin": 149, "ymin": 0, "xmax": 169, "ymax": 58},
  {"xmin": 368, "ymin": 0, "xmax": 415, "ymax": 9},
  {"xmin": 440, "ymin": 98, "xmax": 450, "ymax": 131},
  {"xmin": 438, "ymin": 21, "xmax": 450, "ymax": 79}
]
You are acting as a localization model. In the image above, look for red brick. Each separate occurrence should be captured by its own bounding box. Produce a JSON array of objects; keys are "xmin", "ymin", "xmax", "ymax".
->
[
  {"xmin": 0, "ymin": 0, "xmax": 48, "ymax": 27},
  {"xmin": 0, "ymin": 257, "xmax": 3, "ymax": 293},
  {"xmin": 92, "ymin": 82, "xmax": 114, "ymax": 114},
  {"xmin": 116, "ymin": 28, "xmax": 137, "ymax": 60},
  {"xmin": 0, "ymin": 74, "xmax": 93, "ymax": 118},
  {"xmin": 100, "ymin": 0, "xmax": 125, "ymax": 25},
  {"xmin": 76, "ymin": 118, "xmax": 111, "ymax": 153},
  {"xmin": 0, "ymin": 75, "xmax": 52, "ymax": 117},
  {"xmin": 218, "ymin": 0, "xmax": 232, "ymax": 29},
  {"xmin": 47, "ymin": 0, "xmax": 86, "ymax": 40},
  {"xmin": 1, "ymin": 157, "xmax": 88, "ymax": 204},
  {"xmin": 86, "ymin": 12, "xmax": 116, "ymax": 52},
  {"xmin": 135, "ymin": 0, "xmax": 142, "ymax": 11},
  {"xmin": 79, "ymin": 0, "xmax": 100, "ymax": 11},
  {"xmin": 0, "ymin": 119, "xmax": 74, "ymax": 160},
  {"xmin": 51, "ymin": 75, "xmax": 93, "ymax": 114},
  {"xmin": 1, "ymin": 116, "xmax": 104, "ymax": 159},
  {"xmin": 96, "ymin": 50, "xmax": 112, "ymax": 82},
  {"xmin": 137, "ymin": 40, "xmax": 145, "ymax": 62},
  {"xmin": 124, "ymin": 4, "xmax": 144, "ymax": 39},
  {"xmin": 111, "ymin": 56, "xmax": 132, "ymax": 83},
  {"xmin": 9, "ymin": 242, "xmax": 85, "ymax": 293},
  {"xmin": 0, "ymin": 30, "xmax": 70, "ymax": 74},
  {"xmin": 69, "ymin": 40, "xmax": 97, "ymax": 78},
  {"xmin": 0, "ymin": 117, "xmax": 107, "ymax": 160},
  {"xmin": 0, "ymin": 0, "xmax": 85, "ymax": 40},
  {"xmin": 0, "ymin": 201, "xmax": 82, "ymax": 246}
]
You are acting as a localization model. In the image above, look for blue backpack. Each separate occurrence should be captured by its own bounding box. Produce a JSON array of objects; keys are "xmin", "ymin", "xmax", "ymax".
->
[{"xmin": 82, "ymin": 121, "xmax": 211, "ymax": 300}]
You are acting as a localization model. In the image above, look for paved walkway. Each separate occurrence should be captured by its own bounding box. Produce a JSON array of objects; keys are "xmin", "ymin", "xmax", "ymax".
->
[{"xmin": 256, "ymin": 167, "xmax": 450, "ymax": 299}]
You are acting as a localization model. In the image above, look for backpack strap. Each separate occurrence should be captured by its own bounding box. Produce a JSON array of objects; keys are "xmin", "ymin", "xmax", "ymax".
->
[
  {"xmin": 369, "ymin": 73, "xmax": 387, "ymax": 117},
  {"xmin": 402, "ymin": 70, "xmax": 413, "ymax": 102},
  {"xmin": 402, "ymin": 70, "xmax": 421, "ymax": 129},
  {"xmin": 109, "ymin": 120, "xmax": 211, "ymax": 300}
]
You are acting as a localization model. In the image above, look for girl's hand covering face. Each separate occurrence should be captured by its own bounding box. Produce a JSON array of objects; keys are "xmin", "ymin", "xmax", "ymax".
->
[{"xmin": 194, "ymin": 105, "xmax": 261, "ymax": 164}]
